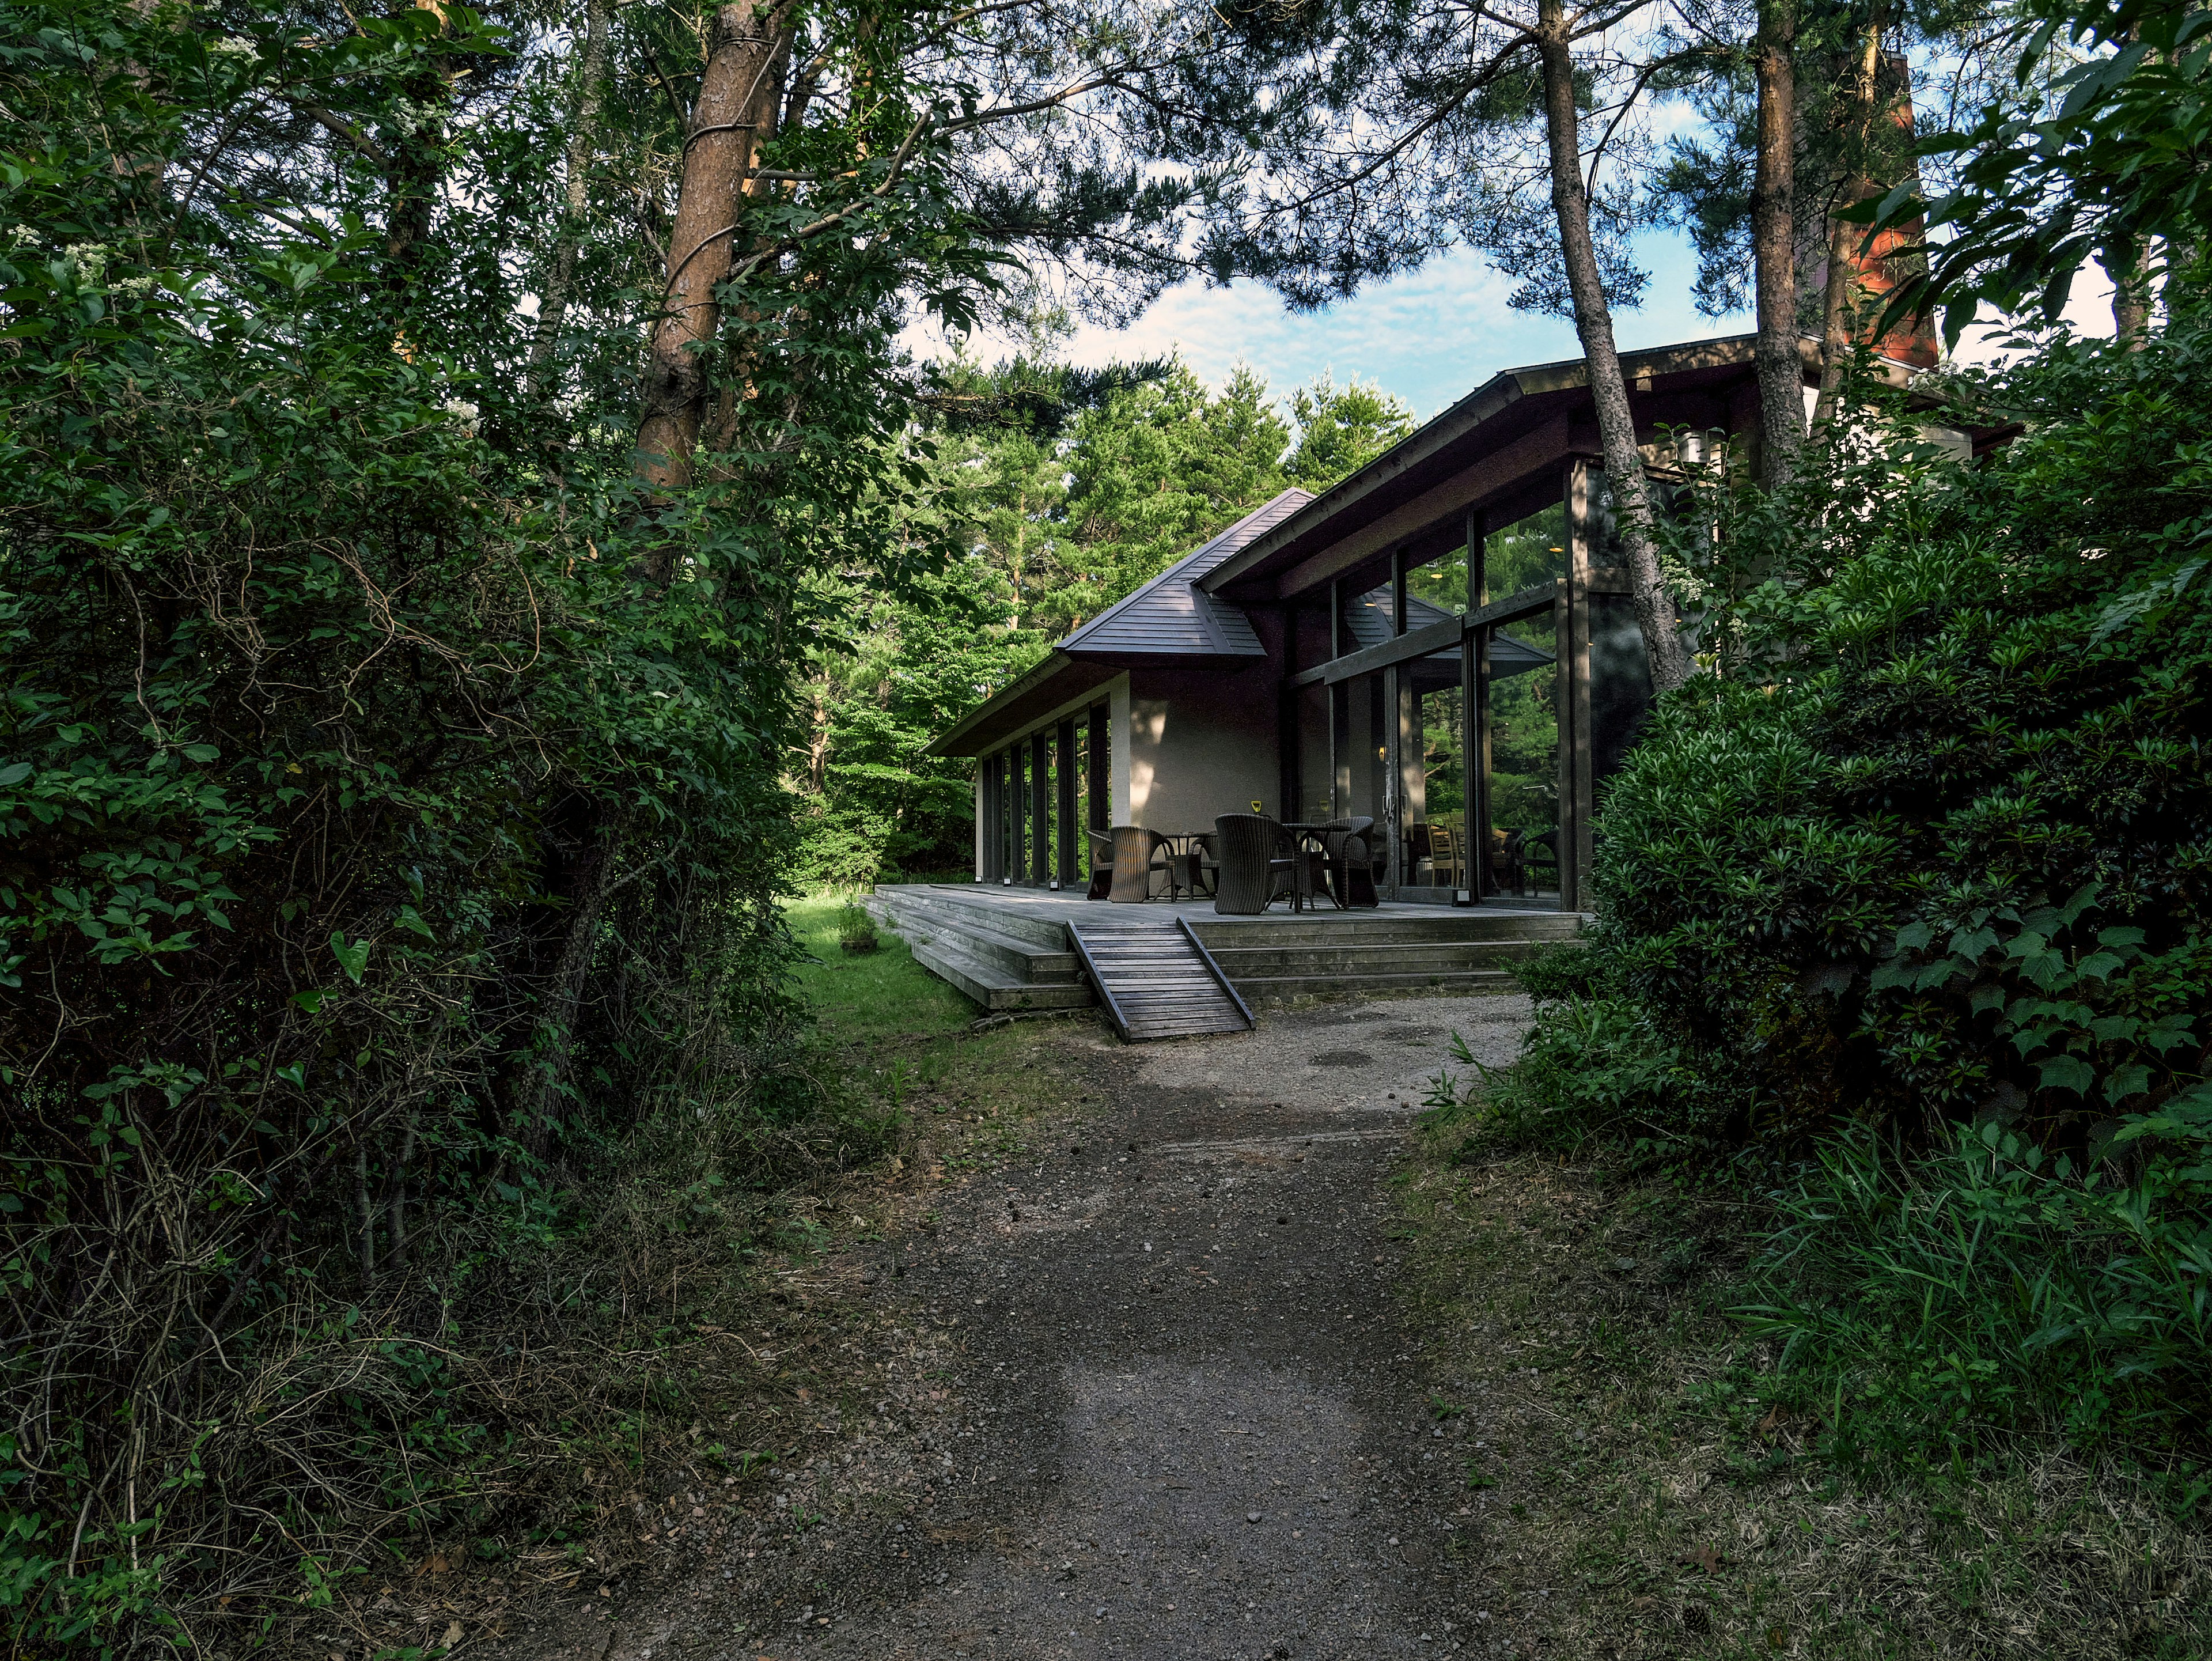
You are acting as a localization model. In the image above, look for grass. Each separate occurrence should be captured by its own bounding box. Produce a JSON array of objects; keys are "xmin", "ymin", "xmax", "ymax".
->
[
  {"xmin": 785, "ymin": 887, "xmax": 975, "ymax": 1049},
  {"xmin": 1391, "ymin": 1104, "xmax": 2212, "ymax": 1659},
  {"xmin": 330, "ymin": 891, "xmax": 1076, "ymax": 1658}
]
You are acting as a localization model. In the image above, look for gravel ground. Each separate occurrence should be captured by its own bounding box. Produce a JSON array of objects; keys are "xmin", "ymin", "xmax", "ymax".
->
[{"xmin": 517, "ymin": 992, "xmax": 1536, "ymax": 1661}]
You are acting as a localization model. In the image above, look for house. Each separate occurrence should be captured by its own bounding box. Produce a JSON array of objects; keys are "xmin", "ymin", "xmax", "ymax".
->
[{"xmin": 927, "ymin": 332, "xmax": 1980, "ymax": 910}]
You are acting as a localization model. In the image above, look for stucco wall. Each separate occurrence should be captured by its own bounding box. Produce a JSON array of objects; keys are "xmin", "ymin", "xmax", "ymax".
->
[{"xmin": 1124, "ymin": 665, "xmax": 1281, "ymax": 831}]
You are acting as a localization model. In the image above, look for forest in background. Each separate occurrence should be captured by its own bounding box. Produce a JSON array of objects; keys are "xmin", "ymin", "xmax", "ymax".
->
[{"xmin": 790, "ymin": 350, "xmax": 1416, "ymax": 885}]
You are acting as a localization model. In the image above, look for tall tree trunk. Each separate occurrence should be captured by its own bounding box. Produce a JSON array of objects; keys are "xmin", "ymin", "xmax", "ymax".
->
[
  {"xmin": 2109, "ymin": 240, "xmax": 2153, "ymax": 344},
  {"xmin": 634, "ymin": 0, "xmax": 784, "ymax": 529},
  {"xmin": 527, "ymin": 0, "xmax": 615, "ymax": 400},
  {"xmin": 1751, "ymin": 0, "xmax": 1802, "ymax": 487},
  {"xmin": 1534, "ymin": 0, "xmax": 1691, "ymax": 694},
  {"xmin": 1812, "ymin": 20, "xmax": 1884, "ymax": 436},
  {"xmin": 385, "ymin": 0, "xmax": 452, "ymax": 341}
]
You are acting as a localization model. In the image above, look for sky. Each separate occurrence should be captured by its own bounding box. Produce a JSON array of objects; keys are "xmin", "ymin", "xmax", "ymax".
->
[{"xmin": 932, "ymin": 230, "xmax": 2121, "ymax": 423}]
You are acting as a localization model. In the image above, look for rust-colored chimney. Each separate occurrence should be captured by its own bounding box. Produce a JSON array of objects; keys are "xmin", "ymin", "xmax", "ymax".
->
[{"xmin": 1805, "ymin": 51, "xmax": 1938, "ymax": 369}]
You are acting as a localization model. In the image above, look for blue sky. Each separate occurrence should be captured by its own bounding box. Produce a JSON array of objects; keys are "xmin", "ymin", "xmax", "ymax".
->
[
  {"xmin": 1036, "ymin": 231, "xmax": 2118, "ymax": 421},
  {"xmin": 1060, "ymin": 232, "xmax": 1740, "ymax": 419}
]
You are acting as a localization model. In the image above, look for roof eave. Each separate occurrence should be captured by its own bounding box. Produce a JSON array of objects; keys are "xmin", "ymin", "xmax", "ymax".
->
[{"xmin": 1200, "ymin": 332, "xmax": 1766, "ymax": 597}]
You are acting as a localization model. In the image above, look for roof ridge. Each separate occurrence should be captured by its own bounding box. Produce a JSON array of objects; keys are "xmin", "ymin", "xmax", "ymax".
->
[{"xmin": 1056, "ymin": 487, "xmax": 1312, "ymax": 654}]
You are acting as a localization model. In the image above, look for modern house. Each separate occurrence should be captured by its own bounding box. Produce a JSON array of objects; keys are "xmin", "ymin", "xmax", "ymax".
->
[{"xmin": 881, "ymin": 331, "xmax": 1989, "ymax": 1027}]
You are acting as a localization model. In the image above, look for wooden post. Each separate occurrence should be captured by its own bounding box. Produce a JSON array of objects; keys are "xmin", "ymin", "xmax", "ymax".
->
[
  {"xmin": 1086, "ymin": 705, "xmax": 1109, "ymax": 833},
  {"xmin": 978, "ymin": 756, "xmax": 995, "ymax": 880},
  {"xmin": 1461, "ymin": 508, "xmax": 1488, "ymax": 895},
  {"xmin": 1055, "ymin": 718, "xmax": 1078, "ymax": 885},
  {"xmin": 1278, "ymin": 607, "xmax": 1300, "ymax": 820},
  {"xmin": 1029, "ymin": 729, "xmax": 1050, "ymax": 885}
]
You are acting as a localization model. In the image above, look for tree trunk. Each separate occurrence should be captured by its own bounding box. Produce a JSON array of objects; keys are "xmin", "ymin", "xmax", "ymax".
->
[
  {"xmin": 1534, "ymin": 0, "xmax": 1691, "ymax": 693},
  {"xmin": 1751, "ymin": 0, "xmax": 1802, "ymax": 487},
  {"xmin": 527, "ymin": 0, "xmax": 615, "ymax": 400},
  {"xmin": 2109, "ymin": 240, "xmax": 2152, "ymax": 345},
  {"xmin": 1812, "ymin": 21, "xmax": 1884, "ymax": 436},
  {"xmin": 634, "ymin": 0, "xmax": 783, "ymax": 520}
]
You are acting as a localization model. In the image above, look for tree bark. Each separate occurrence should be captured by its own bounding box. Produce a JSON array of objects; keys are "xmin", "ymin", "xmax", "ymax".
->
[
  {"xmin": 634, "ymin": 0, "xmax": 784, "ymax": 518},
  {"xmin": 1534, "ymin": 0, "xmax": 1691, "ymax": 693},
  {"xmin": 2109, "ymin": 240, "xmax": 2152, "ymax": 345},
  {"xmin": 1812, "ymin": 21, "xmax": 1884, "ymax": 436},
  {"xmin": 1751, "ymin": 0, "xmax": 1802, "ymax": 487},
  {"xmin": 527, "ymin": 0, "xmax": 615, "ymax": 400}
]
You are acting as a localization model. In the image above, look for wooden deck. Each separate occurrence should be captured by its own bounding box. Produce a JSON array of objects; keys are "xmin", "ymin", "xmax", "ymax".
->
[{"xmin": 865, "ymin": 883, "xmax": 1584, "ymax": 1027}]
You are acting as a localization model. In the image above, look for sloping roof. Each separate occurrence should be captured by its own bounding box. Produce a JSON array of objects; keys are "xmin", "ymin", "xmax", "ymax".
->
[
  {"xmin": 922, "ymin": 489, "xmax": 1316, "ymax": 758},
  {"xmin": 1056, "ymin": 488, "xmax": 1313, "ymax": 661}
]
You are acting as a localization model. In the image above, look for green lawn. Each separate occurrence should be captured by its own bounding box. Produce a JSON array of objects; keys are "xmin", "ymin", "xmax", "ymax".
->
[{"xmin": 785, "ymin": 888, "xmax": 976, "ymax": 1049}]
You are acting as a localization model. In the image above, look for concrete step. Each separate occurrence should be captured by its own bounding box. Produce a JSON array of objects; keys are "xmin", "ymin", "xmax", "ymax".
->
[
  {"xmin": 907, "ymin": 935, "xmax": 1094, "ymax": 1012},
  {"xmin": 1235, "ymin": 968, "xmax": 1519, "ymax": 1004},
  {"xmin": 1202, "ymin": 940, "xmax": 1537, "ymax": 978}
]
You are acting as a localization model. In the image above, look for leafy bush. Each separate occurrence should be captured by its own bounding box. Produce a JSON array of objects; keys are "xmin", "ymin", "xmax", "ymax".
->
[
  {"xmin": 836, "ymin": 900, "xmax": 882, "ymax": 954},
  {"xmin": 1470, "ymin": 319, "xmax": 2212, "ymax": 1465},
  {"xmin": 1591, "ymin": 322, "xmax": 2212, "ymax": 1160},
  {"xmin": 0, "ymin": 4, "xmax": 937, "ymax": 1648}
]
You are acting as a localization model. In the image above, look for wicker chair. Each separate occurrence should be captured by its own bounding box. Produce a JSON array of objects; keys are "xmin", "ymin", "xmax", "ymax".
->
[
  {"xmin": 1213, "ymin": 814, "xmax": 1299, "ymax": 914},
  {"xmin": 1107, "ymin": 825, "xmax": 1173, "ymax": 902},
  {"xmin": 1319, "ymin": 817, "xmax": 1380, "ymax": 909},
  {"xmin": 1084, "ymin": 829, "xmax": 1115, "ymax": 899}
]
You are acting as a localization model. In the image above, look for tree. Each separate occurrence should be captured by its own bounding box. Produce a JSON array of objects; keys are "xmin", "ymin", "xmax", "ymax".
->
[
  {"xmin": 1152, "ymin": 0, "xmax": 1694, "ymax": 688},
  {"xmin": 1866, "ymin": 0, "xmax": 2212, "ymax": 343},
  {"xmin": 1283, "ymin": 373, "xmax": 1419, "ymax": 487}
]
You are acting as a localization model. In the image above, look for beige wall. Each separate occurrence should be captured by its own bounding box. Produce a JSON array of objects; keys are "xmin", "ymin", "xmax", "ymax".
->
[{"xmin": 1124, "ymin": 665, "xmax": 1281, "ymax": 831}]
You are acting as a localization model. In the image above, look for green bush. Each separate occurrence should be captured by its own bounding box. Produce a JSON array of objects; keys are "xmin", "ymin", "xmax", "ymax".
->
[{"xmin": 1474, "ymin": 320, "xmax": 2212, "ymax": 1464}]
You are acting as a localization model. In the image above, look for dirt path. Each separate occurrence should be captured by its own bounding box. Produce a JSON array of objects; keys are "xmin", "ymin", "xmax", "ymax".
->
[{"xmin": 527, "ymin": 992, "xmax": 1533, "ymax": 1661}]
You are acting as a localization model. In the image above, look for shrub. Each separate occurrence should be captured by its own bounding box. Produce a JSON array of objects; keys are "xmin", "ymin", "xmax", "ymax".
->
[
  {"xmin": 1472, "ymin": 320, "xmax": 2212, "ymax": 1465},
  {"xmin": 836, "ymin": 900, "xmax": 882, "ymax": 954}
]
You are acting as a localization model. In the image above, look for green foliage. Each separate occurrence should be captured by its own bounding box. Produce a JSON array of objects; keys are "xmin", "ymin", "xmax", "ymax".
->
[
  {"xmin": 1464, "ymin": 323, "xmax": 2212, "ymax": 1467},
  {"xmin": 1740, "ymin": 1122, "xmax": 2212, "ymax": 1470},
  {"xmin": 0, "ymin": 0, "xmax": 1043, "ymax": 1647},
  {"xmin": 1877, "ymin": 0, "xmax": 2212, "ymax": 339}
]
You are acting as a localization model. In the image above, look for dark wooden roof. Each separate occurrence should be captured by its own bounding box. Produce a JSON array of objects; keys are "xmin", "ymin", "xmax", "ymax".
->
[
  {"xmin": 1057, "ymin": 489, "xmax": 1313, "ymax": 661},
  {"xmin": 924, "ymin": 489, "xmax": 1314, "ymax": 758}
]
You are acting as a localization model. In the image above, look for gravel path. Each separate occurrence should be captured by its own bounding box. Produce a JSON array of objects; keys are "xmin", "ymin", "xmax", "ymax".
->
[{"xmin": 539, "ymin": 992, "xmax": 1533, "ymax": 1661}]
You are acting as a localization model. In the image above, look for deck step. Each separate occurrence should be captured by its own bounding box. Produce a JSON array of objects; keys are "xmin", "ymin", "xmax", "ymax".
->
[
  {"xmin": 1067, "ymin": 921, "xmax": 1253, "ymax": 1043},
  {"xmin": 906, "ymin": 935, "xmax": 1093, "ymax": 1012},
  {"xmin": 865, "ymin": 894, "xmax": 1080, "ymax": 983}
]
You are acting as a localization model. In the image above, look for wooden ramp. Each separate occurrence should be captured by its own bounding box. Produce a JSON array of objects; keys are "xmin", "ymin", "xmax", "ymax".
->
[{"xmin": 1066, "ymin": 918, "xmax": 1255, "ymax": 1042}]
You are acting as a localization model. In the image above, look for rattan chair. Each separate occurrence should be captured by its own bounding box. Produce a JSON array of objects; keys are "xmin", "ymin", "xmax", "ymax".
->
[
  {"xmin": 1213, "ymin": 814, "xmax": 1299, "ymax": 914},
  {"xmin": 1084, "ymin": 829, "xmax": 1115, "ymax": 899},
  {"xmin": 1319, "ymin": 816, "xmax": 1380, "ymax": 909},
  {"xmin": 1107, "ymin": 825, "xmax": 1173, "ymax": 902}
]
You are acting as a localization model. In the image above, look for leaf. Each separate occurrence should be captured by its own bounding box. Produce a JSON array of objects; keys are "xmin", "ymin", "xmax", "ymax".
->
[
  {"xmin": 329, "ymin": 931, "xmax": 369, "ymax": 985},
  {"xmin": 2036, "ymin": 1054, "xmax": 2096, "ymax": 1097},
  {"xmin": 394, "ymin": 905, "xmax": 435, "ymax": 941},
  {"xmin": 0, "ymin": 762, "xmax": 31, "ymax": 787},
  {"xmin": 2103, "ymin": 1062, "xmax": 2152, "ymax": 1106}
]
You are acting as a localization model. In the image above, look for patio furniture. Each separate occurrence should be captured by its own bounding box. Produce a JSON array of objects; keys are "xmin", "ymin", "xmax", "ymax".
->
[
  {"xmin": 1315, "ymin": 817, "xmax": 1379, "ymax": 909},
  {"xmin": 1430, "ymin": 824, "xmax": 1464, "ymax": 889},
  {"xmin": 1503, "ymin": 828, "xmax": 1559, "ymax": 896},
  {"xmin": 1213, "ymin": 814, "xmax": 1300, "ymax": 914},
  {"xmin": 1105, "ymin": 825, "xmax": 1174, "ymax": 902},
  {"xmin": 1084, "ymin": 829, "xmax": 1115, "ymax": 900}
]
